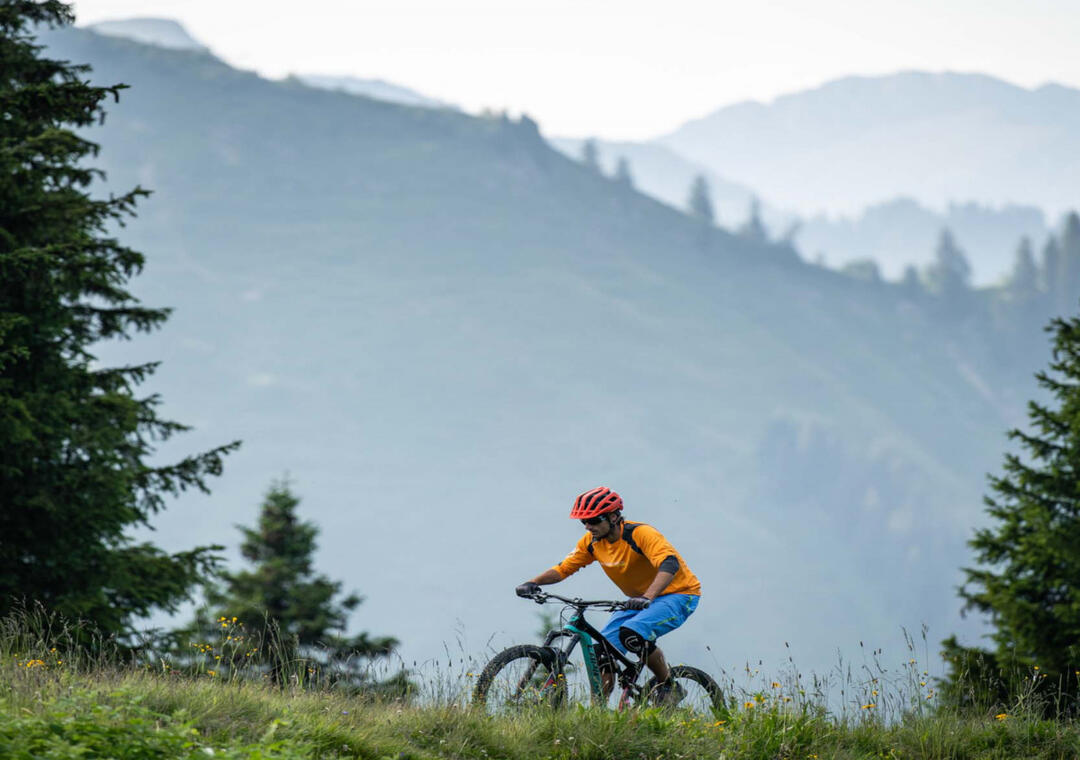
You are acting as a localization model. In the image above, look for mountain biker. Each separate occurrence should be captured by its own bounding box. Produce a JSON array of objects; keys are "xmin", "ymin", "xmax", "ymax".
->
[{"xmin": 515, "ymin": 487, "xmax": 701, "ymax": 701}]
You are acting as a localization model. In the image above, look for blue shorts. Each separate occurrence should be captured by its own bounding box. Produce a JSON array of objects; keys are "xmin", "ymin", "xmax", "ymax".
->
[{"xmin": 600, "ymin": 593, "xmax": 699, "ymax": 654}]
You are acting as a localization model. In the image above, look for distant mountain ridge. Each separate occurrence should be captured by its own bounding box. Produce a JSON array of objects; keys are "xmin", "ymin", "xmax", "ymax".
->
[
  {"xmin": 81, "ymin": 17, "xmax": 452, "ymax": 111},
  {"xmin": 294, "ymin": 74, "xmax": 452, "ymax": 110},
  {"xmin": 72, "ymin": 24, "xmax": 1064, "ymax": 282},
  {"xmin": 554, "ymin": 134, "xmax": 1049, "ymax": 284},
  {"xmin": 656, "ymin": 71, "xmax": 1080, "ymax": 218},
  {"xmin": 86, "ymin": 18, "xmax": 208, "ymax": 52}
]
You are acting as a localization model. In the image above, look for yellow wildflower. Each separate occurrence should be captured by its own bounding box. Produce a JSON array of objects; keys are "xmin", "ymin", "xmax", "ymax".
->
[
  {"xmin": 995, "ymin": 713, "xmax": 1008, "ymax": 721},
  {"xmin": 861, "ymin": 703, "xmax": 876, "ymax": 710},
  {"xmin": 743, "ymin": 701, "xmax": 755, "ymax": 709},
  {"xmin": 771, "ymin": 682, "xmax": 781, "ymax": 688}
]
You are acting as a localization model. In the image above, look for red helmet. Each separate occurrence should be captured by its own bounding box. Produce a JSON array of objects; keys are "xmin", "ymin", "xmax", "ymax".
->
[{"xmin": 570, "ymin": 487, "xmax": 623, "ymax": 519}]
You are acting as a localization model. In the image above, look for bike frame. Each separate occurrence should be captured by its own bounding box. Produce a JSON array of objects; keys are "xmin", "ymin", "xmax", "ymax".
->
[{"xmin": 539, "ymin": 597, "xmax": 649, "ymax": 709}]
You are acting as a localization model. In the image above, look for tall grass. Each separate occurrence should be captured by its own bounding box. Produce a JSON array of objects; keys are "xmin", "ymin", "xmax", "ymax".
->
[{"xmin": 3, "ymin": 606, "xmax": 1080, "ymax": 759}]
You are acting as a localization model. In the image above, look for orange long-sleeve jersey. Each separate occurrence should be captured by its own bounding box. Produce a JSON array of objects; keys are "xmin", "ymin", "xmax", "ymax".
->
[{"xmin": 552, "ymin": 521, "xmax": 701, "ymax": 598}]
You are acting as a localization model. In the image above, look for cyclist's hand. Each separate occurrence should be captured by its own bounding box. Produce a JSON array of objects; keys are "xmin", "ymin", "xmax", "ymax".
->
[
  {"xmin": 625, "ymin": 596, "xmax": 651, "ymax": 610},
  {"xmin": 516, "ymin": 581, "xmax": 541, "ymax": 598}
]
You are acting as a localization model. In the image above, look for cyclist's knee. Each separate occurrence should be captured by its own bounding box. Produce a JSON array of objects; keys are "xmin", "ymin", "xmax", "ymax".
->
[{"xmin": 618, "ymin": 626, "xmax": 655, "ymax": 656}]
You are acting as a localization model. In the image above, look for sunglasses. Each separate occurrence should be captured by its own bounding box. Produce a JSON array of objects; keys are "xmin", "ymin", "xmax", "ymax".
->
[{"xmin": 580, "ymin": 515, "xmax": 608, "ymax": 526}]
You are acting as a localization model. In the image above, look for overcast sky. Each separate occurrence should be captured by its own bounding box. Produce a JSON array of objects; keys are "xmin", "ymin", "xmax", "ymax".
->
[{"xmin": 70, "ymin": 0, "xmax": 1080, "ymax": 140}]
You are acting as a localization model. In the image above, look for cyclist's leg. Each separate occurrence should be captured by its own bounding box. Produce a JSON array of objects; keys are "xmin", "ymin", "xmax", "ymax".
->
[
  {"xmin": 646, "ymin": 645, "xmax": 671, "ymax": 681},
  {"xmin": 615, "ymin": 594, "xmax": 699, "ymax": 682},
  {"xmin": 598, "ymin": 609, "xmax": 637, "ymax": 696}
]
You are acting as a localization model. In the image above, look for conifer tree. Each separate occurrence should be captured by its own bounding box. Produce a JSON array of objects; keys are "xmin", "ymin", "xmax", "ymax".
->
[
  {"xmin": 944, "ymin": 313, "xmax": 1080, "ymax": 711},
  {"xmin": 1041, "ymin": 236, "xmax": 1063, "ymax": 305},
  {"xmin": 1000, "ymin": 237, "xmax": 1042, "ymax": 332},
  {"xmin": 1060, "ymin": 212, "xmax": 1080, "ymax": 312},
  {"xmin": 580, "ymin": 138, "xmax": 600, "ymax": 173},
  {"xmin": 0, "ymin": 0, "xmax": 238, "ymax": 638},
  {"xmin": 1006, "ymin": 237, "xmax": 1038, "ymax": 302},
  {"xmin": 613, "ymin": 156, "xmax": 634, "ymax": 189},
  {"xmin": 899, "ymin": 264, "xmax": 923, "ymax": 299},
  {"xmin": 187, "ymin": 481, "xmax": 397, "ymax": 686},
  {"xmin": 686, "ymin": 175, "xmax": 714, "ymax": 225},
  {"xmin": 738, "ymin": 197, "xmax": 768, "ymax": 244},
  {"xmin": 923, "ymin": 229, "xmax": 972, "ymax": 314}
]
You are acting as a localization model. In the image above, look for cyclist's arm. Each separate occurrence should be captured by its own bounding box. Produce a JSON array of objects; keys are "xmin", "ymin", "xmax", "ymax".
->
[
  {"xmin": 633, "ymin": 526, "xmax": 683, "ymax": 599},
  {"xmin": 529, "ymin": 568, "xmax": 564, "ymax": 585},
  {"xmin": 548, "ymin": 536, "xmax": 595, "ymax": 581},
  {"xmin": 642, "ymin": 570, "xmax": 675, "ymax": 600},
  {"xmin": 634, "ymin": 526, "xmax": 682, "ymax": 575}
]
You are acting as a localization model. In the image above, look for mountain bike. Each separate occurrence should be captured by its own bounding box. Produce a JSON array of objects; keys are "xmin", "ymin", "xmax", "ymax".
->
[{"xmin": 473, "ymin": 591, "xmax": 723, "ymax": 714}]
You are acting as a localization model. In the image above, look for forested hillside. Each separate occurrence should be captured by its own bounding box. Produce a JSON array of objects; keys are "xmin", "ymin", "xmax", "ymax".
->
[{"xmin": 36, "ymin": 26, "xmax": 1052, "ymax": 672}]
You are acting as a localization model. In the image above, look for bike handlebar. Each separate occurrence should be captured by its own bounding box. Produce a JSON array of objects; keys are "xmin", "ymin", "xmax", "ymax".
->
[{"xmin": 523, "ymin": 590, "xmax": 637, "ymax": 611}]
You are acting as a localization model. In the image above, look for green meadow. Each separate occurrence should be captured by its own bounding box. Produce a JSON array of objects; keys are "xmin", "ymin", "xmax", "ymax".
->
[{"xmin": 3, "ymin": 614, "xmax": 1079, "ymax": 760}]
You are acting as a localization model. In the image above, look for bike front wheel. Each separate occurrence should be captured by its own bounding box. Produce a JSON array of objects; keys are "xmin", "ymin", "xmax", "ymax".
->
[
  {"xmin": 643, "ymin": 664, "xmax": 725, "ymax": 714},
  {"xmin": 472, "ymin": 644, "xmax": 566, "ymax": 714}
]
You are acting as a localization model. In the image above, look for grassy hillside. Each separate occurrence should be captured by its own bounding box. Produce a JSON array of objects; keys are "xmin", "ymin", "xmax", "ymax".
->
[
  {"xmin": 4, "ymin": 621, "xmax": 1079, "ymax": 760},
  {"xmin": 33, "ymin": 26, "xmax": 1036, "ymax": 671}
]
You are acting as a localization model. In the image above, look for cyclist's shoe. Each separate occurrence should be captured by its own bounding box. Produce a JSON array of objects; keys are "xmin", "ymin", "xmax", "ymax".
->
[{"xmin": 651, "ymin": 679, "xmax": 687, "ymax": 707}]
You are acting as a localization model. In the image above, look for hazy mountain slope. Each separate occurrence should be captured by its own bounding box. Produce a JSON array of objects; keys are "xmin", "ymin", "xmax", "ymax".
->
[
  {"xmin": 550, "ymin": 137, "xmax": 775, "ymax": 228},
  {"xmin": 554, "ymin": 136, "xmax": 1046, "ymax": 284},
  {"xmin": 295, "ymin": 74, "xmax": 452, "ymax": 109},
  {"xmin": 657, "ymin": 72, "xmax": 1080, "ymax": 217},
  {"xmin": 800, "ymin": 198, "xmax": 1048, "ymax": 283},
  {"xmin": 38, "ymin": 28, "xmax": 1022, "ymax": 673}
]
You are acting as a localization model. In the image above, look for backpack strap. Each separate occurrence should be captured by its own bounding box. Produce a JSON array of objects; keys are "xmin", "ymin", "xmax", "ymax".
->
[
  {"xmin": 621, "ymin": 522, "xmax": 646, "ymax": 555},
  {"xmin": 586, "ymin": 521, "xmax": 648, "ymax": 555}
]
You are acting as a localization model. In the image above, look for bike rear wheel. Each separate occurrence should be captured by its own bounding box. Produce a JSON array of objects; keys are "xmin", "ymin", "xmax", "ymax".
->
[
  {"xmin": 643, "ymin": 664, "xmax": 725, "ymax": 714},
  {"xmin": 472, "ymin": 645, "xmax": 566, "ymax": 713}
]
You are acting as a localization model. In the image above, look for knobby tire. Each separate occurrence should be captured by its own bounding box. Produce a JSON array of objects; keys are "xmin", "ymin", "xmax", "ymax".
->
[
  {"xmin": 643, "ymin": 664, "xmax": 725, "ymax": 711},
  {"xmin": 472, "ymin": 644, "xmax": 565, "ymax": 712}
]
